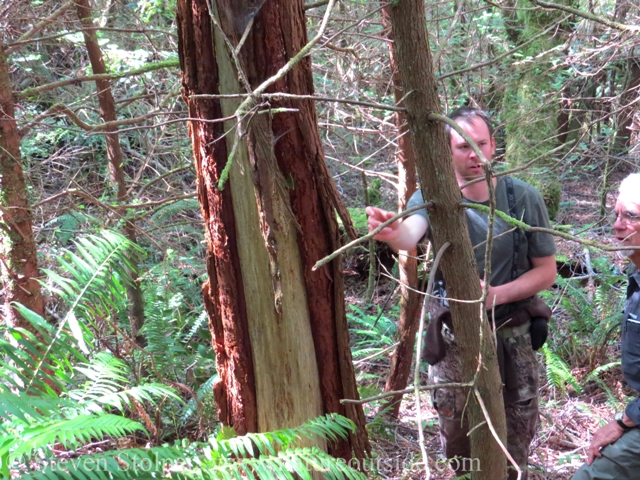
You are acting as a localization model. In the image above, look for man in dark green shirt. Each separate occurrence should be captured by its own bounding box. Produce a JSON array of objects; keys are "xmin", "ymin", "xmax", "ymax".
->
[{"xmin": 366, "ymin": 107, "xmax": 556, "ymax": 479}]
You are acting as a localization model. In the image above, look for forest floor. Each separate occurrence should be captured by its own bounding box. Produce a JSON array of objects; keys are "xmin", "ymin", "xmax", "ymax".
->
[{"xmin": 348, "ymin": 168, "xmax": 635, "ymax": 479}]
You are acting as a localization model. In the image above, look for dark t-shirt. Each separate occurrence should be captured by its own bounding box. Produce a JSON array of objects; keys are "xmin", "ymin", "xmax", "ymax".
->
[{"xmin": 407, "ymin": 177, "xmax": 556, "ymax": 319}]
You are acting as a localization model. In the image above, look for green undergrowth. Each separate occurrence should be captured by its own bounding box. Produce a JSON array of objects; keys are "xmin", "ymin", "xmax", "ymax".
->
[{"xmin": 0, "ymin": 229, "xmax": 367, "ymax": 480}]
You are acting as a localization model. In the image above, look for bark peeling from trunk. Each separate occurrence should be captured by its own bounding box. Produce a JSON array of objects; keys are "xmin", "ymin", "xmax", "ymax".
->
[
  {"xmin": 177, "ymin": 0, "xmax": 257, "ymax": 434},
  {"xmin": 238, "ymin": 0, "xmax": 369, "ymax": 458},
  {"xmin": 177, "ymin": 0, "xmax": 369, "ymax": 460}
]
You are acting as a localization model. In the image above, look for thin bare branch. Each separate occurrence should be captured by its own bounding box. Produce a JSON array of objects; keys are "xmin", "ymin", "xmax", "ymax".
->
[
  {"xmin": 35, "ymin": 188, "xmax": 196, "ymax": 212},
  {"xmin": 528, "ymin": 0, "xmax": 640, "ymax": 31},
  {"xmin": 320, "ymin": 4, "xmax": 388, "ymax": 47},
  {"xmin": 474, "ymin": 387, "xmax": 522, "ymax": 480},
  {"xmin": 7, "ymin": 27, "xmax": 177, "ymax": 49},
  {"xmin": 20, "ymin": 104, "xmax": 162, "ymax": 135},
  {"xmin": 414, "ymin": 241, "xmax": 451, "ymax": 480},
  {"xmin": 304, "ymin": 0, "xmax": 330, "ymax": 10},
  {"xmin": 16, "ymin": 60, "xmax": 180, "ymax": 98},
  {"xmin": 5, "ymin": 1, "xmax": 74, "ymax": 55},
  {"xmin": 341, "ymin": 380, "xmax": 474, "ymax": 404},
  {"xmin": 190, "ymin": 92, "xmax": 405, "ymax": 111},
  {"xmin": 437, "ymin": 16, "xmax": 571, "ymax": 80},
  {"xmin": 312, "ymin": 202, "xmax": 434, "ymax": 271}
]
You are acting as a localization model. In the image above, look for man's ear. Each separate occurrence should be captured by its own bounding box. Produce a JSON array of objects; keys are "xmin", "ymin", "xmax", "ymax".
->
[{"xmin": 490, "ymin": 136, "xmax": 496, "ymax": 157}]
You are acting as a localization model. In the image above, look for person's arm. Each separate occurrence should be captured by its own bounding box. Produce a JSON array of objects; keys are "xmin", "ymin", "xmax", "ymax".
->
[
  {"xmin": 586, "ymin": 411, "xmax": 636, "ymax": 465},
  {"xmin": 483, "ymin": 255, "xmax": 556, "ymax": 309},
  {"xmin": 365, "ymin": 206, "xmax": 428, "ymax": 252}
]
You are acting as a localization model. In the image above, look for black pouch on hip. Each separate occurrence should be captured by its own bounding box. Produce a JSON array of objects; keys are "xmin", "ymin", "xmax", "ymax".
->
[{"xmin": 529, "ymin": 317, "xmax": 548, "ymax": 351}]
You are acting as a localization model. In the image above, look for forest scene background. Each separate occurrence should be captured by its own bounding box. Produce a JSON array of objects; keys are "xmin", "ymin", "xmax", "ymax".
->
[{"xmin": 1, "ymin": 0, "xmax": 639, "ymax": 478}]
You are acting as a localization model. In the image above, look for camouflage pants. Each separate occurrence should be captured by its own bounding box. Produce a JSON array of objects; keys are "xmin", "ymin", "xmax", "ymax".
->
[{"xmin": 429, "ymin": 326, "xmax": 540, "ymax": 480}]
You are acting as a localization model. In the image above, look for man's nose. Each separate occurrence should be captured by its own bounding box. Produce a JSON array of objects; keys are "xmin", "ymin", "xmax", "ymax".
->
[{"xmin": 613, "ymin": 215, "xmax": 626, "ymax": 230}]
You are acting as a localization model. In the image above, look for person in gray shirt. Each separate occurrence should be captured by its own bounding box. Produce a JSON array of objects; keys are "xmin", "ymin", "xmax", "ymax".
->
[
  {"xmin": 366, "ymin": 107, "xmax": 556, "ymax": 479},
  {"xmin": 572, "ymin": 173, "xmax": 640, "ymax": 480}
]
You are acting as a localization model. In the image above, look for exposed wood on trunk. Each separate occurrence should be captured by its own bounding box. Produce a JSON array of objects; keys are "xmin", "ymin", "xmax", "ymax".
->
[
  {"xmin": 177, "ymin": 0, "xmax": 258, "ymax": 434},
  {"xmin": 388, "ymin": 1, "xmax": 507, "ymax": 478},
  {"xmin": 75, "ymin": 0, "xmax": 145, "ymax": 340},
  {"xmin": 177, "ymin": 0, "xmax": 369, "ymax": 460},
  {"xmin": 379, "ymin": 4, "xmax": 423, "ymax": 419},
  {"xmin": 252, "ymin": 1, "xmax": 368, "ymax": 455},
  {"xmin": 208, "ymin": 0, "xmax": 327, "ymax": 441},
  {"xmin": 0, "ymin": 43, "xmax": 44, "ymax": 327}
]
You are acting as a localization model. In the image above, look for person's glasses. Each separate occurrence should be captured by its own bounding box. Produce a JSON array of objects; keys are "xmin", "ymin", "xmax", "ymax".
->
[{"xmin": 609, "ymin": 210, "xmax": 640, "ymax": 225}]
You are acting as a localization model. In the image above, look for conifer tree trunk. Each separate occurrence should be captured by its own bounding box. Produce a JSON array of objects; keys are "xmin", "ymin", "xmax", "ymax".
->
[
  {"xmin": 0, "ymin": 43, "xmax": 44, "ymax": 327},
  {"xmin": 177, "ymin": 0, "xmax": 369, "ymax": 460},
  {"xmin": 616, "ymin": 57, "xmax": 640, "ymax": 151},
  {"xmin": 380, "ymin": 4, "xmax": 423, "ymax": 418},
  {"xmin": 75, "ymin": 0, "xmax": 145, "ymax": 341},
  {"xmin": 501, "ymin": 0, "xmax": 571, "ymax": 218},
  {"xmin": 387, "ymin": 1, "xmax": 507, "ymax": 478}
]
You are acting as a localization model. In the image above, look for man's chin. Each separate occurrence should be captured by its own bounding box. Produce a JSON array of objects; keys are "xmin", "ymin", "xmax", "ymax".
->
[{"xmin": 463, "ymin": 171, "xmax": 484, "ymax": 180}]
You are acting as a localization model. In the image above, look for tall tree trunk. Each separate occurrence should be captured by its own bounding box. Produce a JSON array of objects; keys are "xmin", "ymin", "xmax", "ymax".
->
[
  {"xmin": 0, "ymin": 42, "xmax": 44, "ymax": 327},
  {"xmin": 177, "ymin": 0, "xmax": 369, "ymax": 460},
  {"xmin": 616, "ymin": 57, "xmax": 640, "ymax": 152},
  {"xmin": 76, "ymin": 0, "xmax": 145, "ymax": 341},
  {"xmin": 388, "ymin": 1, "xmax": 507, "ymax": 478},
  {"xmin": 380, "ymin": 4, "xmax": 423, "ymax": 419},
  {"xmin": 501, "ymin": 0, "xmax": 571, "ymax": 219}
]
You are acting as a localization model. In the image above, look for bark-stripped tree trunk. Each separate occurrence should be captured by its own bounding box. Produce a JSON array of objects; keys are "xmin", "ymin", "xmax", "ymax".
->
[
  {"xmin": 379, "ymin": 4, "xmax": 423, "ymax": 419},
  {"xmin": 388, "ymin": 1, "xmax": 507, "ymax": 478},
  {"xmin": 76, "ymin": 0, "xmax": 145, "ymax": 341},
  {"xmin": 0, "ymin": 42, "xmax": 44, "ymax": 327},
  {"xmin": 177, "ymin": 0, "xmax": 369, "ymax": 460}
]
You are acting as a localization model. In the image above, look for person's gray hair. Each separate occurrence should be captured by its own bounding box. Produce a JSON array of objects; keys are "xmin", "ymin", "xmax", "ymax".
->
[{"xmin": 619, "ymin": 173, "xmax": 640, "ymax": 199}]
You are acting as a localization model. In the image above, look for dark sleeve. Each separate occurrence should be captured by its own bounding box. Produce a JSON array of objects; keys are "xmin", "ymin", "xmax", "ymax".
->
[
  {"xmin": 521, "ymin": 186, "xmax": 556, "ymax": 258},
  {"xmin": 622, "ymin": 286, "xmax": 640, "ymax": 425},
  {"xmin": 625, "ymin": 398, "xmax": 640, "ymax": 425},
  {"xmin": 406, "ymin": 189, "xmax": 429, "ymax": 221}
]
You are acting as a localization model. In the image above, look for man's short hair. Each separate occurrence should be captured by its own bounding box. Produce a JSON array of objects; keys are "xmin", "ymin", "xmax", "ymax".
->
[
  {"xmin": 447, "ymin": 106, "xmax": 494, "ymax": 138},
  {"xmin": 619, "ymin": 173, "xmax": 640, "ymax": 200}
]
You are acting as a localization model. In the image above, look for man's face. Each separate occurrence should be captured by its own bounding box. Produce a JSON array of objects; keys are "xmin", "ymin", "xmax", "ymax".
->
[
  {"xmin": 450, "ymin": 118, "xmax": 496, "ymax": 182},
  {"xmin": 613, "ymin": 194, "xmax": 640, "ymax": 264}
]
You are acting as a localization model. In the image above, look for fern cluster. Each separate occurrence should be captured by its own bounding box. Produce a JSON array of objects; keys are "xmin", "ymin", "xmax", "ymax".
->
[
  {"xmin": 141, "ymin": 250, "xmax": 216, "ymax": 432},
  {"xmin": 347, "ymin": 304, "xmax": 399, "ymax": 360},
  {"xmin": 1, "ymin": 230, "xmax": 366, "ymax": 480},
  {"xmin": 540, "ymin": 256, "xmax": 626, "ymax": 399},
  {"xmin": 13, "ymin": 415, "xmax": 365, "ymax": 480},
  {"xmin": 540, "ymin": 345, "xmax": 582, "ymax": 397}
]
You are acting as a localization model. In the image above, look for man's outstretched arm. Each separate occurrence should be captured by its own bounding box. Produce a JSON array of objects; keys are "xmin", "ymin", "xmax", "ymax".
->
[{"xmin": 365, "ymin": 206, "xmax": 428, "ymax": 252}]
